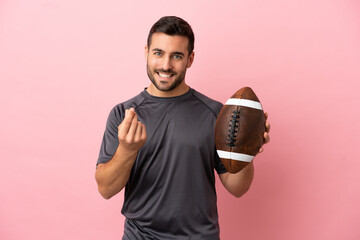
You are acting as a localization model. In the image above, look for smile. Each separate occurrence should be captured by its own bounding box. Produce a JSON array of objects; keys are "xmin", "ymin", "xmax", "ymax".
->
[{"xmin": 157, "ymin": 72, "xmax": 174, "ymax": 78}]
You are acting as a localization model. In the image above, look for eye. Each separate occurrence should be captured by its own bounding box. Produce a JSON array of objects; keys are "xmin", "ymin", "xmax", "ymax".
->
[
  {"xmin": 173, "ymin": 55, "xmax": 182, "ymax": 59},
  {"xmin": 154, "ymin": 52, "xmax": 162, "ymax": 56}
]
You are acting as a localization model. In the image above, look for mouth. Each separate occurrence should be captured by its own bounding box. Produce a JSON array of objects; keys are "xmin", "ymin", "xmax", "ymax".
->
[{"xmin": 156, "ymin": 71, "xmax": 175, "ymax": 79}]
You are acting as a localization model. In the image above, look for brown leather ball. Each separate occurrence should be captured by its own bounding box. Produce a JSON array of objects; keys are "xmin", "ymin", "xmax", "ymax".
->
[{"xmin": 215, "ymin": 87, "xmax": 265, "ymax": 173}]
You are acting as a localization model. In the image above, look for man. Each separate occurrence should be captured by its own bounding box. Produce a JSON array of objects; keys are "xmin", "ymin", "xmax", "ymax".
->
[{"xmin": 95, "ymin": 16, "xmax": 270, "ymax": 240}]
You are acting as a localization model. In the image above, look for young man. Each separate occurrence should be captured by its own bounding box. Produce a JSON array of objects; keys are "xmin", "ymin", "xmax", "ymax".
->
[{"xmin": 95, "ymin": 16, "xmax": 270, "ymax": 240}]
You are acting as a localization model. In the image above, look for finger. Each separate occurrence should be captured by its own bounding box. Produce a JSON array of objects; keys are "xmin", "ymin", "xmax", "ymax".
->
[
  {"xmin": 141, "ymin": 124, "xmax": 147, "ymax": 142},
  {"xmin": 264, "ymin": 112, "xmax": 268, "ymax": 120},
  {"xmin": 134, "ymin": 121, "xmax": 143, "ymax": 142},
  {"xmin": 265, "ymin": 121, "xmax": 271, "ymax": 133},
  {"xmin": 118, "ymin": 109, "xmax": 135, "ymax": 137},
  {"xmin": 259, "ymin": 147, "xmax": 264, "ymax": 153},
  {"xmin": 263, "ymin": 132, "xmax": 270, "ymax": 144},
  {"xmin": 127, "ymin": 111, "xmax": 139, "ymax": 140}
]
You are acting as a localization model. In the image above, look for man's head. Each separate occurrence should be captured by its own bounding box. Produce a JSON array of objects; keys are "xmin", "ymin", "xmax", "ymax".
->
[
  {"xmin": 145, "ymin": 16, "xmax": 195, "ymax": 97},
  {"xmin": 147, "ymin": 16, "xmax": 195, "ymax": 55}
]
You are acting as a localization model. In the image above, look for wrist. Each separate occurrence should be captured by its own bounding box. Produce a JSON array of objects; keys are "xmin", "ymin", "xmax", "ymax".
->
[{"xmin": 116, "ymin": 144, "xmax": 139, "ymax": 159}]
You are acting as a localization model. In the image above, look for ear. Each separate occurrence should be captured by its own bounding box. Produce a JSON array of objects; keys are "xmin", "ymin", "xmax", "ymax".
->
[
  {"xmin": 186, "ymin": 51, "xmax": 195, "ymax": 68},
  {"xmin": 145, "ymin": 45, "xmax": 149, "ymax": 61}
]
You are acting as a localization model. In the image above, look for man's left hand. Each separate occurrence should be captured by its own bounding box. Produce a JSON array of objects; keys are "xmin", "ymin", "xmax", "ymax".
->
[{"xmin": 259, "ymin": 112, "xmax": 270, "ymax": 153}]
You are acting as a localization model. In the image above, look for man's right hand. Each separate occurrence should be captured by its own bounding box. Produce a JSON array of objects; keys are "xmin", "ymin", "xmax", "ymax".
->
[
  {"xmin": 118, "ymin": 108, "xmax": 147, "ymax": 153},
  {"xmin": 95, "ymin": 108, "xmax": 147, "ymax": 199}
]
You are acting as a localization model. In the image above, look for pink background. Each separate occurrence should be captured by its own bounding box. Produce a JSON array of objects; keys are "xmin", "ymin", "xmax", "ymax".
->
[{"xmin": 1, "ymin": 0, "xmax": 359, "ymax": 239}]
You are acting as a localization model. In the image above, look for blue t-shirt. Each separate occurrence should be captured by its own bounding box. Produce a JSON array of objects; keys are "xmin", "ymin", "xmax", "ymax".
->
[{"xmin": 97, "ymin": 88, "xmax": 227, "ymax": 240}]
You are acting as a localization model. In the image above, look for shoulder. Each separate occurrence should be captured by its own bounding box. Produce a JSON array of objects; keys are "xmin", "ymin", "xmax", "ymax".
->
[
  {"xmin": 190, "ymin": 89, "xmax": 223, "ymax": 117},
  {"xmin": 107, "ymin": 91, "xmax": 147, "ymax": 122}
]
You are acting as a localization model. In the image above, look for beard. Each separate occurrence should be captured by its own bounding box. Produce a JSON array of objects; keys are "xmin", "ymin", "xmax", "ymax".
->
[{"xmin": 146, "ymin": 63, "xmax": 187, "ymax": 92}]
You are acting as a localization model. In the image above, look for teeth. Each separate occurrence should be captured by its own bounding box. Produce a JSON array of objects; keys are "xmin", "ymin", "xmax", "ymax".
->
[{"xmin": 159, "ymin": 73, "xmax": 172, "ymax": 78}]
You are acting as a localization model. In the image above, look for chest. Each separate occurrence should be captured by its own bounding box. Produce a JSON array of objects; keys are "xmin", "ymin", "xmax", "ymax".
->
[
  {"xmin": 138, "ymin": 102, "xmax": 216, "ymax": 149},
  {"xmin": 126, "ymin": 101, "xmax": 217, "ymax": 192}
]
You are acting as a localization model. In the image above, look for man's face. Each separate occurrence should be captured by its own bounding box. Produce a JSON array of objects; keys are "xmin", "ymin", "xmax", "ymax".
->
[{"xmin": 145, "ymin": 33, "xmax": 194, "ymax": 94}]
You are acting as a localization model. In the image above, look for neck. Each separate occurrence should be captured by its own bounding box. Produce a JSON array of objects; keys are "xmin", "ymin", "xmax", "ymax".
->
[{"xmin": 146, "ymin": 83, "xmax": 190, "ymax": 97}]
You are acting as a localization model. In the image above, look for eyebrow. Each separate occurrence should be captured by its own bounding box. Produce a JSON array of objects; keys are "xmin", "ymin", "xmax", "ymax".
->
[
  {"xmin": 173, "ymin": 51, "xmax": 185, "ymax": 56},
  {"xmin": 152, "ymin": 48, "xmax": 185, "ymax": 56},
  {"xmin": 152, "ymin": 48, "xmax": 164, "ymax": 53}
]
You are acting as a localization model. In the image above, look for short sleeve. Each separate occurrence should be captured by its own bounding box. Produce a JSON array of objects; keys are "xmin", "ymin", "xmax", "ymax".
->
[
  {"xmin": 214, "ymin": 149, "xmax": 228, "ymax": 174},
  {"xmin": 97, "ymin": 105, "xmax": 124, "ymax": 166}
]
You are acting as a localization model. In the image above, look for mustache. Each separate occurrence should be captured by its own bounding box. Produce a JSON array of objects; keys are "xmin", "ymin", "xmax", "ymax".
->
[{"xmin": 155, "ymin": 69, "xmax": 176, "ymax": 74}]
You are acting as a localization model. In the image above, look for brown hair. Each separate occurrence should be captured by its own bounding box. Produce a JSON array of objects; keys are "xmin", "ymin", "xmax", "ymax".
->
[{"xmin": 147, "ymin": 16, "xmax": 195, "ymax": 54}]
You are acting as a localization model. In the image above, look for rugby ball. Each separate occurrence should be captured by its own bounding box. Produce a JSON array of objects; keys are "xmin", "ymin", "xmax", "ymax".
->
[{"xmin": 215, "ymin": 87, "xmax": 265, "ymax": 173}]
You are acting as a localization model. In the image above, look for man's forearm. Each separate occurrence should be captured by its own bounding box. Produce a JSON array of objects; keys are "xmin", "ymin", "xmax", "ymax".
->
[
  {"xmin": 95, "ymin": 146, "xmax": 137, "ymax": 199},
  {"xmin": 219, "ymin": 162, "xmax": 254, "ymax": 198}
]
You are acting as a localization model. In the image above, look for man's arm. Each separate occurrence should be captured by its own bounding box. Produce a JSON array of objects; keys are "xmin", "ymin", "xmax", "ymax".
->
[
  {"xmin": 95, "ymin": 108, "xmax": 147, "ymax": 199},
  {"xmin": 219, "ymin": 113, "xmax": 270, "ymax": 198},
  {"xmin": 219, "ymin": 162, "xmax": 254, "ymax": 198}
]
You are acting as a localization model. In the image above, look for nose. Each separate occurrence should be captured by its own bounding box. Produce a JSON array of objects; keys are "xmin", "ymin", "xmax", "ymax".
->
[{"xmin": 161, "ymin": 56, "xmax": 172, "ymax": 71}]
